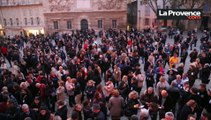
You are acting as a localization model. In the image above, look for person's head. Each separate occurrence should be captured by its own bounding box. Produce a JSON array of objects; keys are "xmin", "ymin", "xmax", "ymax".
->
[
  {"xmin": 58, "ymin": 81, "xmax": 64, "ymax": 86},
  {"xmin": 182, "ymin": 73, "xmax": 187, "ymax": 78},
  {"xmin": 187, "ymin": 114, "xmax": 196, "ymax": 120},
  {"xmin": 92, "ymin": 104, "xmax": 101, "ymax": 113},
  {"xmin": 40, "ymin": 106, "xmax": 48, "ymax": 116},
  {"xmin": 140, "ymin": 108, "xmax": 149, "ymax": 120},
  {"xmin": 34, "ymin": 96, "xmax": 40, "ymax": 104},
  {"xmin": 24, "ymin": 117, "xmax": 32, "ymax": 120},
  {"xmin": 173, "ymin": 53, "xmax": 178, "ymax": 57},
  {"xmin": 87, "ymin": 80, "xmax": 95, "ymax": 86},
  {"xmin": 161, "ymin": 90, "xmax": 168, "ymax": 98},
  {"xmin": 129, "ymin": 91, "xmax": 138, "ymax": 99},
  {"xmin": 183, "ymin": 81, "xmax": 189, "ymax": 89},
  {"xmin": 199, "ymin": 83, "xmax": 206, "ymax": 91},
  {"xmin": 178, "ymin": 63, "xmax": 184, "ymax": 68},
  {"xmin": 147, "ymin": 87, "xmax": 154, "ymax": 95},
  {"xmin": 112, "ymin": 89, "xmax": 120, "ymax": 97},
  {"xmin": 122, "ymin": 75, "xmax": 128, "ymax": 82},
  {"xmin": 50, "ymin": 71, "xmax": 56, "ymax": 76},
  {"xmin": 7, "ymin": 99, "xmax": 15, "ymax": 108},
  {"xmin": 82, "ymin": 100, "xmax": 90, "ymax": 107},
  {"xmin": 164, "ymin": 112, "xmax": 174, "ymax": 120},
  {"xmin": 130, "ymin": 115, "xmax": 139, "ymax": 120},
  {"xmin": 22, "ymin": 104, "xmax": 29, "ymax": 113},
  {"xmin": 71, "ymin": 111, "xmax": 79, "ymax": 120},
  {"xmin": 159, "ymin": 76, "xmax": 166, "ymax": 82},
  {"xmin": 71, "ymin": 78, "xmax": 77, "ymax": 84},
  {"xmin": 53, "ymin": 116, "xmax": 62, "ymax": 120},
  {"xmin": 66, "ymin": 76, "xmax": 71, "ymax": 82},
  {"xmin": 186, "ymin": 99, "xmax": 197, "ymax": 108},
  {"xmin": 74, "ymin": 104, "xmax": 82, "ymax": 112},
  {"xmin": 59, "ymin": 66, "xmax": 63, "ymax": 72},
  {"xmin": 190, "ymin": 87, "xmax": 198, "ymax": 95},
  {"xmin": 131, "ymin": 77, "xmax": 137, "ymax": 83},
  {"xmin": 176, "ymin": 75, "xmax": 181, "ymax": 81}
]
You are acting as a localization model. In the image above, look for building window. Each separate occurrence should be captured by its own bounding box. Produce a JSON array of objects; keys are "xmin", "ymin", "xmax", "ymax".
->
[
  {"xmin": 112, "ymin": 20, "xmax": 117, "ymax": 28},
  {"xmin": 53, "ymin": 21, "xmax": 58, "ymax": 29},
  {"xmin": 24, "ymin": 18, "xmax": 27, "ymax": 25},
  {"xmin": 98, "ymin": 20, "xmax": 103, "ymax": 28},
  {"xmin": 37, "ymin": 17, "xmax": 40, "ymax": 25},
  {"xmin": 145, "ymin": 18, "xmax": 150, "ymax": 26},
  {"xmin": 145, "ymin": 5, "xmax": 150, "ymax": 16},
  {"xmin": 16, "ymin": 18, "xmax": 19, "ymax": 26},
  {"xmin": 67, "ymin": 20, "xmax": 72, "ymax": 29},
  {"xmin": 10, "ymin": 18, "xmax": 13, "ymax": 26},
  {"xmin": 31, "ymin": 17, "xmax": 33, "ymax": 25},
  {"xmin": 3, "ymin": 19, "xmax": 6, "ymax": 26}
]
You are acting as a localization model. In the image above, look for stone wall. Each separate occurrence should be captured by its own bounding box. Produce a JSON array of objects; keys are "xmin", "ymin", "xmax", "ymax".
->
[{"xmin": 43, "ymin": 0, "xmax": 127, "ymax": 34}]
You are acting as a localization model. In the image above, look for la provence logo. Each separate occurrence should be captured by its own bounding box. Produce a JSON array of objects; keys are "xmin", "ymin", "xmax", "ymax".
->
[{"xmin": 157, "ymin": 9, "xmax": 203, "ymax": 20}]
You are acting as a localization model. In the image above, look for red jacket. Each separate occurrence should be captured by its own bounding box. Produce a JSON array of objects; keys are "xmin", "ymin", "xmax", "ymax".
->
[{"xmin": 1, "ymin": 46, "xmax": 7, "ymax": 55}]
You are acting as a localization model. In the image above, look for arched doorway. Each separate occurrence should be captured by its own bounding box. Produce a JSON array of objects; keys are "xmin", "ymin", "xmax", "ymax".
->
[{"xmin": 81, "ymin": 19, "xmax": 88, "ymax": 30}]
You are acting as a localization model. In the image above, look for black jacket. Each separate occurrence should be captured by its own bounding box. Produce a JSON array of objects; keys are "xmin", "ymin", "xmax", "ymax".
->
[
  {"xmin": 158, "ymin": 95, "xmax": 174, "ymax": 112},
  {"xmin": 20, "ymin": 109, "xmax": 37, "ymax": 120},
  {"xmin": 179, "ymin": 105, "xmax": 195, "ymax": 120},
  {"xmin": 55, "ymin": 105, "xmax": 67, "ymax": 120}
]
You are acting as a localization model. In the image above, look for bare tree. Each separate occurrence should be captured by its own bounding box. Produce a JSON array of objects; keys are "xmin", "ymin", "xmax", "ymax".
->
[
  {"xmin": 144, "ymin": 0, "xmax": 170, "ymax": 16},
  {"xmin": 183, "ymin": 0, "xmax": 206, "ymax": 9}
]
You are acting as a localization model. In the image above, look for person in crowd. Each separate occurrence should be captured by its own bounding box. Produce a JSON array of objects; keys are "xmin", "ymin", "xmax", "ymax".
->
[
  {"xmin": 124, "ymin": 91, "xmax": 140, "ymax": 118},
  {"xmin": 161, "ymin": 112, "xmax": 174, "ymax": 120},
  {"xmin": 155, "ymin": 63, "xmax": 165, "ymax": 84},
  {"xmin": 0, "ymin": 99, "xmax": 20, "ymax": 119},
  {"xmin": 158, "ymin": 90, "xmax": 173, "ymax": 119},
  {"xmin": 37, "ymin": 106, "xmax": 51, "ymax": 120},
  {"xmin": 169, "ymin": 53, "xmax": 179, "ymax": 69},
  {"xmin": 187, "ymin": 114, "xmax": 196, "ymax": 120},
  {"xmin": 179, "ymin": 100, "xmax": 197, "ymax": 120},
  {"xmin": 187, "ymin": 64, "xmax": 198, "ymax": 88},
  {"xmin": 82, "ymin": 100, "xmax": 92, "ymax": 120},
  {"xmin": 20, "ymin": 104, "xmax": 37, "ymax": 120},
  {"xmin": 139, "ymin": 108, "xmax": 149, "ymax": 120},
  {"xmin": 91, "ymin": 103, "xmax": 105, "ymax": 120},
  {"xmin": 140, "ymin": 87, "xmax": 158, "ymax": 120},
  {"xmin": 55, "ymin": 100, "xmax": 67, "ymax": 120},
  {"xmin": 65, "ymin": 77, "xmax": 75, "ymax": 107},
  {"xmin": 156, "ymin": 76, "xmax": 170, "ymax": 95},
  {"xmin": 85, "ymin": 80, "xmax": 96, "ymax": 101},
  {"xmin": 118, "ymin": 75, "xmax": 129, "ymax": 101},
  {"xmin": 204, "ymin": 89, "xmax": 211, "ymax": 119},
  {"xmin": 104, "ymin": 80, "xmax": 114, "ymax": 102},
  {"xmin": 113, "ymin": 65, "xmax": 122, "ymax": 87},
  {"xmin": 56, "ymin": 81, "xmax": 65, "ymax": 102},
  {"xmin": 30, "ymin": 96, "xmax": 43, "ymax": 113},
  {"xmin": 72, "ymin": 104, "xmax": 83, "ymax": 120},
  {"xmin": 108, "ymin": 89, "xmax": 124, "ymax": 120},
  {"xmin": 200, "ymin": 63, "xmax": 210, "ymax": 84}
]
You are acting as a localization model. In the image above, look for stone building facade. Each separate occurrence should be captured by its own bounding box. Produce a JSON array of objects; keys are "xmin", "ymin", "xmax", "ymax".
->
[
  {"xmin": 43, "ymin": 0, "xmax": 127, "ymax": 34},
  {"xmin": 0, "ymin": 0, "xmax": 127, "ymax": 36},
  {"xmin": 0, "ymin": 0, "xmax": 44, "ymax": 36}
]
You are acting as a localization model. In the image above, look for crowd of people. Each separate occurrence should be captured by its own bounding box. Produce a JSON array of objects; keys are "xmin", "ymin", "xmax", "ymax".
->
[{"xmin": 0, "ymin": 28, "xmax": 210, "ymax": 120}]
